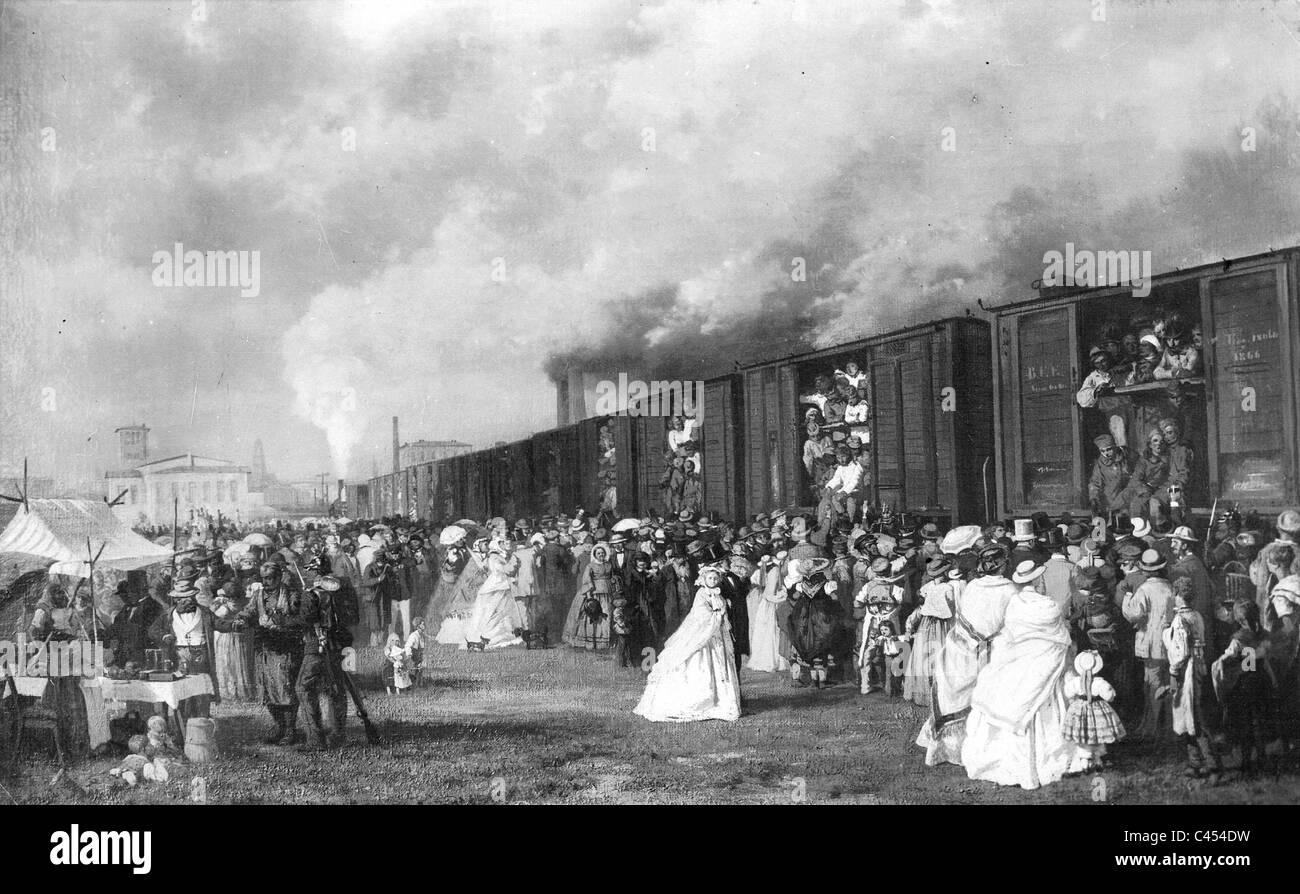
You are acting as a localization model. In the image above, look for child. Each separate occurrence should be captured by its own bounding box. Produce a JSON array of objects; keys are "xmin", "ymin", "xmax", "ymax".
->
[
  {"xmin": 1211, "ymin": 599, "xmax": 1278, "ymax": 777},
  {"xmin": 835, "ymin": 360, "xmax": 867, "ymax": 391},
  {"xmin": 855, "ymin": 563, "xmax": 904, "ymax": 694},
  {"xmin": 1164, "ymin": 578, "xmax": 1221, "ymax": 778},
  {"xmin": 1063, "ymin": 651, "xmax": 1126, "ymax": 771},
  {"xmin": 383, "ymin": 632, "xmax": 412, "ymax": 695},
  {"xmin": 405, "ymin": 617, "xmax": 427, "ymax": 687},
  {"xmin": 610, "ymin": 585, "xmax": 633, "ymax": 668}
]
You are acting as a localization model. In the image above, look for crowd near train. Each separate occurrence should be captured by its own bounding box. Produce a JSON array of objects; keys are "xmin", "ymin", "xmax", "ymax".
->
[{"xmin": 10, "ymin": 247, "xmax": 1300, "ymax": 788}]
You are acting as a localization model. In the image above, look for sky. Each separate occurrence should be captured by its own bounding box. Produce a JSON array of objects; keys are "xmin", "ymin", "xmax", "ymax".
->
[{"xmin": 2, "ymin": 0, "xmax": 1299, "ymax": 485}]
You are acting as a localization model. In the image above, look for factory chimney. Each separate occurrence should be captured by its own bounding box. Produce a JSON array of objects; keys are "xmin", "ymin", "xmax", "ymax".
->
[{"xmin": 392, "ymin": 416, "xmax": 400, "ymax": 475}]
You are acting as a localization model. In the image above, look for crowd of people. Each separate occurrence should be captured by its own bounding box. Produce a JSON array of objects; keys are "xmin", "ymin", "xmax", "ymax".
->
[{"xmin": 13, "ymin": 444, "xmax": 1300, "ymax": 790}]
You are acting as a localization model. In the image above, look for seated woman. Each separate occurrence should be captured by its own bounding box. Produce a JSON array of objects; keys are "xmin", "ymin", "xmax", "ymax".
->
[
  {"xmin": 960, "ymin": 560, "xmax": 1091, "ymax": 789},
  {"xmin": 634, "ymin": 564, "xmax": 741, "ymax": 723}
]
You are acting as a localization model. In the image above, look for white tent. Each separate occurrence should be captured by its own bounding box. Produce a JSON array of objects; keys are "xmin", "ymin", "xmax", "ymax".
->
[{"xmin": 0, "ymin": 498, "xmax": 174, "ymax": 578}]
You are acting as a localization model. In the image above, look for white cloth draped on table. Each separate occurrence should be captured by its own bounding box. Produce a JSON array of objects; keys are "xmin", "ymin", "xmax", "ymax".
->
[
  {"xmin": 960, "ymin": 586, "xmax": 1091, "ymax": 790},
  {"xmin": 635, "ymin": 586, "xmax": 741, "ymax": 722}
]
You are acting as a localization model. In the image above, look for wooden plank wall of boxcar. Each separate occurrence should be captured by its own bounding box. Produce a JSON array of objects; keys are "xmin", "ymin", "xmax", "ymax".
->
[
  {"xmin": 953, "ymin": 317, "xmax": 994, "ymax": 524},
  {"xmin": 633, "ymin": 417, "xmax": 666, "ymax": 518},
  {"xmin": 702, "ymin": 375, "xmax": 743, "ymax": 521}
]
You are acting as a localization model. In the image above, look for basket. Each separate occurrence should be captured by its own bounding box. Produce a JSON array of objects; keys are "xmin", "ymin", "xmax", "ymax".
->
[{"xmin": 1222, "ymin": 561, "xmax": 1253, "ymax": 603}]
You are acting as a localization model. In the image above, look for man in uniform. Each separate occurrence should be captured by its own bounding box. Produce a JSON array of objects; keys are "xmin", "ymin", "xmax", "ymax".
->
[{"xmin": 1087, "ymin": 434, "xmax": 1131, "ymax": 518}]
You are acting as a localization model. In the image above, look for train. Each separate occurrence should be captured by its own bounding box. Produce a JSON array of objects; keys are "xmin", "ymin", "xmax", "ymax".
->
[{"xmin": 352, "ymin": 245, "xmax": 1300, "ymax": 529}]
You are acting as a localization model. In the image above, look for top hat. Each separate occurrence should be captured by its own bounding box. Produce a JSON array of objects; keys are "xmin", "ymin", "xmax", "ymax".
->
[{"xmin": 1011, "ymin": 519, "xmax": 1036, "ymax": 542}]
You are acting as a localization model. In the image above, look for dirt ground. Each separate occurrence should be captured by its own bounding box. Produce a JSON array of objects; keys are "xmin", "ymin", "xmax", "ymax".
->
[{"xmin": 6, "ymin": 643, "xmax": 1300, "ymax": 805}]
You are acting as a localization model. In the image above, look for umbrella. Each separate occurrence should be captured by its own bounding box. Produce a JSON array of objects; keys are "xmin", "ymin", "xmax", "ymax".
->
[
  {"xmin": 612, "ymin": 518, "xmax": 640, "ymax": 533},
  {"xmin": 453, "ymin": 519, "xmax": 479, "ymax": 529},
  {"xmin": 334, "ymin": 516, "xmax": 353, "ymax": 524},
  {"xmin": 439, "ymin": 525, "xmax": 468, "ymax": 546},
  {"xmin": 243, "ymin": 532, "xmax": 275, "ymax": 547},
  {"xmin": 223, "ymin": 541, "xmax": 253, "ymax": 566}
]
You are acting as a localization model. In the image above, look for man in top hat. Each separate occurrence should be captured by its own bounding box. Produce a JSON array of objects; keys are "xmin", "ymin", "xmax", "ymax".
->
[
  {"xmin": 1009, "ymin": 518, "xmax": 1045, "ymax": 569},
  {"xmin": 1122, "ymin": 549, "xmax": 1174, "ymax": 741},
  {"xmin": 916, "ymin": 544, "xmax": 1019, "ymax": 766},
  {"xmin": 1251, "ymin": 509, "xmax": 1300, "ymax": 617},
  {"xmin": 1088, "ymin": 434, "xmax": 1131, "ymax": 518}
]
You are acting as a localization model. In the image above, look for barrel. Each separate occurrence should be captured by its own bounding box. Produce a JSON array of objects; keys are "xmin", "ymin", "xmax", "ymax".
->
[{"xmin": 183, "ymin": 718, "xmax": 219, "ymax": 763}]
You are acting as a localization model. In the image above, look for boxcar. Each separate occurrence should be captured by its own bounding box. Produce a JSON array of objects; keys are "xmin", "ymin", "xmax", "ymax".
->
[
  {"xmin": 991, "ymin": 246, "xmax": 1300, "ymax": 520},
  {"xmin": 739, "ymin": 316, "xmax": 994, "ymax": 525}
]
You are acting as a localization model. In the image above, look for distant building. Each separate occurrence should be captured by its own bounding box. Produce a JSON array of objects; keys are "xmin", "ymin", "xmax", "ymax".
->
[
  {"xmin": 398, "ymin": 439, "xmax": 472, "ymax": 469},
  {"xmin": 104, "ymin": 452, "xmax": 262, "ymax": 526},
  {"xmin": 116, "ymin": 424, "xmax": 150, "ymax": 466}
]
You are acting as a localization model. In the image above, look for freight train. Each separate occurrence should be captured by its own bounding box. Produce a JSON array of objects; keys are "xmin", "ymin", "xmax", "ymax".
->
[{"xmin": 355, "ymin": 246, "xmax": 1300, "ymax": 529}]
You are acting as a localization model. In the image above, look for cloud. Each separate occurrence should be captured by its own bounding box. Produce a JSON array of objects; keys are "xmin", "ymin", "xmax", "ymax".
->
[{"xmin": 3, "ymin": 0, "xmax": 1300, "ymax": 489}]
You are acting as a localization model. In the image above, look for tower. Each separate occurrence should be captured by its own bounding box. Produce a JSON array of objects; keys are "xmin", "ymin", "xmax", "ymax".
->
[
  {"xmin": 251, "ymin": 439, "xmax": 269, "ymax": 490},
  {"xmin": 115, "ymin": 424, "xmax": 149, "ymax": 467}
]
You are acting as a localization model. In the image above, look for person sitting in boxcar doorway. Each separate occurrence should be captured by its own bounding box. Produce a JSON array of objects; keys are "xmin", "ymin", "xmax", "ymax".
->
[
  {"xmin": 1087, "ymin": 434, "xmax": 1131, "ymax": 519},
  {"xmin": 1127, "ymin": 429, "xmax": 1174, "ymax": 527},
  {"xmin": 1076, "ymin": 345, "xmax": 1129, "ymax": 449}
]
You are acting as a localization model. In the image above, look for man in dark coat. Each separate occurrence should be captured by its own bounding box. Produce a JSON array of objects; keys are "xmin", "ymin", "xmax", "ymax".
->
[
  {"xmin": 296, "ymin": 574, "xmax": 351, "ymax": 749},
  {"xmin": 216, "ymin": 562, "xmax": 305, "ymax": 746},
  {"xmin": 535, "ymin": 529, "xmax": 573, "ymax": 642},
  {"xmin": 1088, "ymin": 434, "xmax": 1132, "ymax": 518},
  {"xmin": 720, "ymin": 560, "xmax": 750, "ymax": 677}
]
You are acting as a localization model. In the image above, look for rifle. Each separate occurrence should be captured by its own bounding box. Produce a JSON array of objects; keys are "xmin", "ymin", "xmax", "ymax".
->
[
  {"xmin": 1205, "ymin": 498, "xmax": 1218, "ymax": 559},
  {"xmin": 291, "ymin": 561, "xmax": 381, "ymax": 745}
]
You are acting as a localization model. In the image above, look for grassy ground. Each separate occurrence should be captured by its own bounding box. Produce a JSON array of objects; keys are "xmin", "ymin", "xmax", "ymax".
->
[{"xmin": 6, "ymin": 643, "xmax": 1300, "ymax": 805}]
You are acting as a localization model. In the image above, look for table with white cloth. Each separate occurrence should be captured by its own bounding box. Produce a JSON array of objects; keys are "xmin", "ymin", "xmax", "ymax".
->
[{"xmin": 96, "ymin": 675, "xmax": 214, "ymax": 746}]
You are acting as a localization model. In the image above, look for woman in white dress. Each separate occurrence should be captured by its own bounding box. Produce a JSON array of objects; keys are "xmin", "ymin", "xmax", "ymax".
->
[
  {"xmin": 960, "ymin": 560, "xmax": 1092, "ymax": 789},
  {"xmin": 463, "ymin": 539, "xmax": 525, "ymax": 650},
  {"xmin": 635, "ymin": 565, "xmax": 741, "ymax": 723},
  {"xmin": 745, "ymin": 552, "xmax": 791, "ymax": 673}
]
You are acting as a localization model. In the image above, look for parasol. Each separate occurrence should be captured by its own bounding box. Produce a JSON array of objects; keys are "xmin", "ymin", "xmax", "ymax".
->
[
  {"xmin": 243, "ymin": 532, "xmax": 275, "ymax": 548},
  {"xmin": 611, "ymin": 518, "xmax": 640, "ymax": 533},
  {"xmin": 439, "ymin": 525, "xmax": 468, "ymax": 546}
]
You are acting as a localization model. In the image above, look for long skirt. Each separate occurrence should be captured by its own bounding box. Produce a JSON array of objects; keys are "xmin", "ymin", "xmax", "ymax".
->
[
  {"xmin": 463, "ymin": 585, "xmax": 525, "ymax": 650},
  {"xmin": 962, "ymin": 690, "xmax": 1091, "ymax": 790},
  {"xmin": 903, "ymin": 615, "xmax": 952, "ymax": 707},
  {"xmin": 214, "ymin": 629, "xmax": 257, "ymax": 700},
  {"xmin": 745, "ymin": 594, "xmax": 789, "ymax": 673},
  {"xmin": 564, "ymin": 594, "xmax": 612, "ymax": 649}
]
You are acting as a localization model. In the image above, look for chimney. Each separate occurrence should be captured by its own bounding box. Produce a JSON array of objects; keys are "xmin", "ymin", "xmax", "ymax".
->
[{"xmin": 392, "ymin": 416, "xmax": 400, "ymax": 475}]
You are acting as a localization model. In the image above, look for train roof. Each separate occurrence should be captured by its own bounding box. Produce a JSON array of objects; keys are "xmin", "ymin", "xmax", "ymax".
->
[
  {"xmin": 983, "ymin": 244, "xmax": 1300, "ymax": 315},
  {"xmin": 738, "ymin": 314, "xmax": 986, "ymax": 372}
]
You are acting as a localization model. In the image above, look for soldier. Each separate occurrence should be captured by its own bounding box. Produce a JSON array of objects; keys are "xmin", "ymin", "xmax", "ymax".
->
[
  {"xmin": 297, "ymin": 574, "xmax": 350, "ymax": 749},
  {"xmin": 1087, "ymin": 434, "xmax": 1131, "ymax": 518}
]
